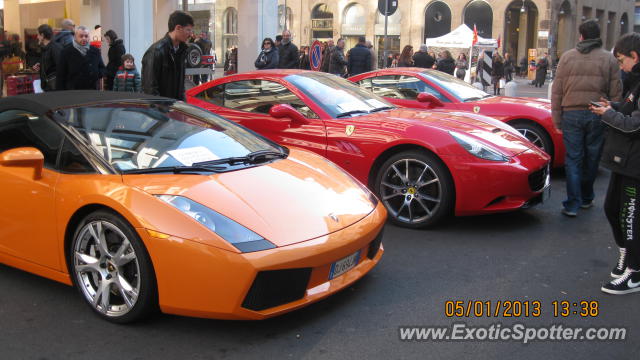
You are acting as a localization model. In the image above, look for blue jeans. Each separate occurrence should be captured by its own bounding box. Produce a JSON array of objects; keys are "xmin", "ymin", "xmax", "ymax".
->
[{"xmin": 561, "ymin": 110, "xmax": 605, "ymax": 212}]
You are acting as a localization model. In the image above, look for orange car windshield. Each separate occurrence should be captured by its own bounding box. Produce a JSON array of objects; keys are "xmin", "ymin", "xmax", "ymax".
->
[{"xmin": 53, "ymin": 101, "xmax": 282, "ymax": 173}]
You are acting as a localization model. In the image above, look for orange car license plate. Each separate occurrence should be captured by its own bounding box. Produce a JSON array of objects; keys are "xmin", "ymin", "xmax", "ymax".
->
[{"xmin": 329, "ymin": 250, "xmax": 361, "ymax": 279}]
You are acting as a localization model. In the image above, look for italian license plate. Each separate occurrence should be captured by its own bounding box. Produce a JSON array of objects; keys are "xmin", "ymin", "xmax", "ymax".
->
[{"xmin": 329, "ymin": 250, "xmax": 361, "ymax": 280}]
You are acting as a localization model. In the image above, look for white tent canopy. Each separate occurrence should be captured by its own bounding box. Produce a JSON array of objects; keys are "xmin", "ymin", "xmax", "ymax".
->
[{"xmin": 425, "ymin": 24, "xmax": 497, "ymax": 48}]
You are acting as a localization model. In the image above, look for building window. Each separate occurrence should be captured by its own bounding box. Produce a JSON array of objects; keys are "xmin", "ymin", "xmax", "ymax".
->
[
  {"xmin": 343, "ymin": 3, "xmax": 366, "ymax": 25},
  {"xmin": 278, "ymin": 5, "xmax": 293, "ymax": 33},
  {"xmin": 311, "ymin": 4, "xmax": 333, "ymax": 40},
  {"xmin": 342, "ymin": 3, "xmax": 366, "ymax": 50},
  {"xmin": 222, "ymin": 7, "xmax": 238, "ymax": 51},
  {"xmin": 463, "ymin": 0, "xmax": 493, "ymax": 38},
  {"xmin": 621, "ymin": 12, "xmax": 629, "ymax": 35},
  {"xmin": 424, "ymin": 1, "xmax": 451, "ymax": 39}
]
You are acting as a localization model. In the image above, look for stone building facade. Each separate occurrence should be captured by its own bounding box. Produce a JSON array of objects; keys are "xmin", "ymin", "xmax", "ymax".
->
[{"xmin": 209, "ymin": 0, "xmax": 634, "ymax": 67}]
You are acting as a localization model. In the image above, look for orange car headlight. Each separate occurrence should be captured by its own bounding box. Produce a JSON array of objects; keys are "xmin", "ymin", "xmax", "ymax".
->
[{"xmin": 155, "ymin": 195, "xmax": 276, "ymax": 253}]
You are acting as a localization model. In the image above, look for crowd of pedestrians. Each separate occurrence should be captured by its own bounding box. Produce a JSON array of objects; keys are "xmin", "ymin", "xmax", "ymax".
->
[
  {"xmin": 8, "ymin": 8, "xmax": 551, "ymax": 99},
  {"xmin": 251, "ymin": 30, "xmax": 487, "ymax": 82}
]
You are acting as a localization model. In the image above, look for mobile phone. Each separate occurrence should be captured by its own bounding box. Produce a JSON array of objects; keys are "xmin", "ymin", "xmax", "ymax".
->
[{"xmin": 590, "ymin": 101, "xmax": 603, "ymax": 107}]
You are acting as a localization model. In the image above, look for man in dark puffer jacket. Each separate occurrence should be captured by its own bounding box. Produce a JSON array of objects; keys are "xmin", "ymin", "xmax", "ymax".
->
[{"xmin": 347, "ymin": 36, "xmax": 371, "ymax": 76}]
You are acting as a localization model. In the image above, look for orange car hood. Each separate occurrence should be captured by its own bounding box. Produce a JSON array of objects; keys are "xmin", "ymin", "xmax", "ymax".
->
[{"xmin": 123, "ymin": 150, "xmax": 377, "ymax": 247}]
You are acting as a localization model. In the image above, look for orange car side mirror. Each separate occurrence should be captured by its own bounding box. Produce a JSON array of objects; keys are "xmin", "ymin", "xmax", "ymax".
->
[
  {"xmin": 417, "ymin": 92, "xmax": 444, "ymax": 108},
  {"xmin": 0, "ymin": 147, "xmax": 44, "ymax": 179},
  {"xmin": 269, "ymin": 104, "xmax": 308, "ymax": 125}
]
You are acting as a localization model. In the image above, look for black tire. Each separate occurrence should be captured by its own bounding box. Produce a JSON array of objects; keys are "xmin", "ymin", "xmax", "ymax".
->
[
  {"xmin": 510, "ymin": 120, "xmax": 554, "ymax": 158},
  {"xmin": 374, "ymin": 150, "xmax": 454, "ymax": 228},
  {"xmin": 69, "ymin": 210, "xmax": 157, "ymax": 323},
  {"xmin": 186, "ymin": 44, "xmax": 202, "ymax": 68}
]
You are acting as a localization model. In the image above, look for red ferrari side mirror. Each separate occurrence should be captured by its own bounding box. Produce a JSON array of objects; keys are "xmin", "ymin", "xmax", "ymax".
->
[
  {"xmin": 0, "ymin": 147, "xmax": 44, "ymax": 179},
  {"xmin": 417, "ymin": 92, "xmax": 444, "ymax": 108},
  {"xmin": 269, "ymin": 104, "xmax": 308, "ymax": 124}
]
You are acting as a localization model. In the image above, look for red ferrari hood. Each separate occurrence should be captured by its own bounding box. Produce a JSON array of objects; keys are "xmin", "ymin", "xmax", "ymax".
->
[
  {"xmin": 383, "ymin": 108, "xmax": 534, "ymax": 157},
  {"xmin": 123, "ymin": 150, "xmax": 378, "ymax": 247}
]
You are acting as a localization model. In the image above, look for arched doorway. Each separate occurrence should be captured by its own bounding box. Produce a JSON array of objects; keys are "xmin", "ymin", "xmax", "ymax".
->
[
  {"xmin": 621, "ymin": 13, "xmax": 629, "ymax": 36},
  {"xmin": 342, "ymin": 3, "xmax": 366, "ymax": 50},
  {"xmin": 424, "ymin": 1, "xmax": 451, "ymax": 39},
  {"xmin": 278, "ymin": 5, "xmax": 293, "ymax": 33},
  {"xmin": 311, "ymin": 4, "xmax": 333, "ymax": 40},
  {"xmin": 557, "ymin": 0, "xmax": 572, "ymax": 57},
  {"xmin": 222, "ymin": 7, "xmax": 238, "ymax": 53},
  {"xmin": 464, "ymin": 0, "xmax": 493, "ymax": 38},
  {"xmin": 376, "ymin": 7, "xmax": 401, "ymax": 68},
  {"xmin": 504, "ymin": 0, "xmax": 537, "ymax": 65}
]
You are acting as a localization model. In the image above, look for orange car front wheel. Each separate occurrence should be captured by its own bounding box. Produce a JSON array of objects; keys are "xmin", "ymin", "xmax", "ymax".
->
[{"xmin": 69, "ymin": 210, "xmax": 158, "ymax": 323}]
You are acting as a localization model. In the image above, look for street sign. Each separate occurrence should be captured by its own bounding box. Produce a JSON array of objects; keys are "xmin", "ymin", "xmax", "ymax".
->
[
  {"xmin": 310, "ymin": 40, "xmax": 323, "ymax": 71},
  {"xmin": 378, "ymin": 0, "xmax": 398, "ymax": 16}
]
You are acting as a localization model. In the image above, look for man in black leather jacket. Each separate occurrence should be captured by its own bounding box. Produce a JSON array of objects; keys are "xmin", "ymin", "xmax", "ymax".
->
[{"xmin": 142, "ymin": 10, "xmax": 193, "ymax": 100}]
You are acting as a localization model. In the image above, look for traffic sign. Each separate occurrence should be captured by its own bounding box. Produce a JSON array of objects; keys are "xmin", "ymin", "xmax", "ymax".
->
[
  {"xmin": 310, "ymin": 40, "xmax": 323, "ymax": 71},
  {"xmin": 378, "ymin": 0, "xmax": 398, "ymax": 16}
]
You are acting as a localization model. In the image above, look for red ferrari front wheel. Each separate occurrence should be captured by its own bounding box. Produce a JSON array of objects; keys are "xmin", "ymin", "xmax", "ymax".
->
[{"xmin": 374, "ymin": 151, "xmax": 454, "ymax": 228}]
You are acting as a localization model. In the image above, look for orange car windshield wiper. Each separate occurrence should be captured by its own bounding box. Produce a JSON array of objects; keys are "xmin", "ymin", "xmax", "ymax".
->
[{"xmin": 122, "ymin": 165, "xmax": 226, "ymax": 174}]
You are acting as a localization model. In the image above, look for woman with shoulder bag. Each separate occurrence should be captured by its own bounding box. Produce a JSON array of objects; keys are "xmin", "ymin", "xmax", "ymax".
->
[
  {"xmin": 254, "ymin": 37, "xmax": 278, "ymax": 70},
  {"xmin": 590, "ymin": 33, "xmax": 640, "ymax": 294}
]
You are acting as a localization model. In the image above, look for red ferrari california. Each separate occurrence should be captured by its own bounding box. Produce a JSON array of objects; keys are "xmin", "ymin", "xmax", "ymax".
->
[
  {"xmin": 187, "ymin": 70, "xmax": 551, "ymax": 228},
  {"xmin": 349, "ymin": 68, "xmax": 564, "ymax": 167}
]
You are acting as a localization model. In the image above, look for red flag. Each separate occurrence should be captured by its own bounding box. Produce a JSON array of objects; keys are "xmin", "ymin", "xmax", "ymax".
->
[
  {"xmin": 472, "ymin": 24, "xmax": 478, "ymax": 46},
  {"xmin": 497, "ymin": 35, "xmax": 501, "ymax": 49}
]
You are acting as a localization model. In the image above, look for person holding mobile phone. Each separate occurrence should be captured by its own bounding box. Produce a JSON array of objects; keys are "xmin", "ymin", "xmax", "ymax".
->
[
  {"xmin": 552, "ymin": 19, "xmax": 622, "ymax": 218},
  {"xmin": 590, "ymin": 32, "xmax": 640, "ymax": 294}
]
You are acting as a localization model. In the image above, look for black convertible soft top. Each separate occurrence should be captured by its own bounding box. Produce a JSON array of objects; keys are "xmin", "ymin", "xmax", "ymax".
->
[{"xmin": 0, "ymin": 91, "xmax": 170, "ymax": 114}]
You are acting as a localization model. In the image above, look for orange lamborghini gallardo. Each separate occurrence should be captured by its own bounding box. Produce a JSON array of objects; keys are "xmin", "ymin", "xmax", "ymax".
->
[{"xmin": 0, "ymin": 91, "xmax": 386, "ymax": 323}]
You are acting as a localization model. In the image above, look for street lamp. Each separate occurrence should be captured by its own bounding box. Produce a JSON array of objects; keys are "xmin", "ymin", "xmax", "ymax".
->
[{"xmin": 520, "ymin": 0, "xmax": 526, "ymax": 13}]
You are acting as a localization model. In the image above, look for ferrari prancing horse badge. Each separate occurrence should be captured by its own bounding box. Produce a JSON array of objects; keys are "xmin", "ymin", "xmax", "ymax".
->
[{"xmin": 345, "ymin": 125, "xmax": 355, "ymax": 136}]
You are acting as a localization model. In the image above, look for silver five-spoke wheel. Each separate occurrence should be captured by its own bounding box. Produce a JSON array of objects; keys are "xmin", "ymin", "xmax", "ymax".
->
[
  {"xmin": 71, "ymin": 211, "xmax": 156, "ymax": 323},
  {"xmin": 375, "ymin": 151, "xmax": 453, "ymax": 228},
  {"xmin": 74, "ymin": 220, "xmax": 140, "ymax": 317}
]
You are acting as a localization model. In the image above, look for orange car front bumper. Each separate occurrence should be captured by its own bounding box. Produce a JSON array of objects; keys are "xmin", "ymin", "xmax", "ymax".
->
[{"xmin": 141, "ymin": 202, "xmax": 387, "ymax": 320}]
